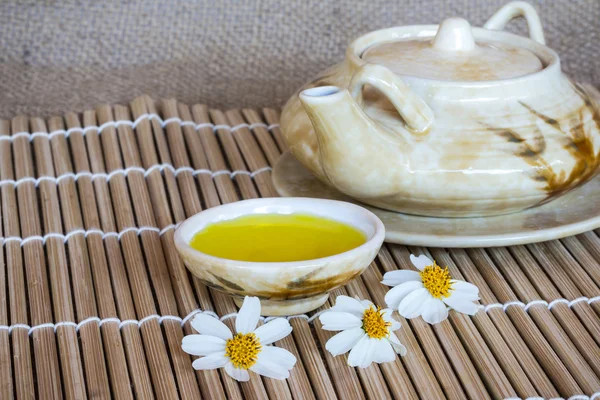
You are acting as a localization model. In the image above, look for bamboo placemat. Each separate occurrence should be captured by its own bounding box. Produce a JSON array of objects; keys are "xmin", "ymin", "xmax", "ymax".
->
[{"xmin": 1, "ymin": 95, "xmax": 599, "ymax": 399}]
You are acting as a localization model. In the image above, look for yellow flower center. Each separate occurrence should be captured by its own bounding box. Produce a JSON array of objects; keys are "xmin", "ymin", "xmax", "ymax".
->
[
  {"xmin": 420, "ymin": 262, "xmax": 453, "ymax": 299},
  {"xmin": 225, "ymin": 332, "xmax": 261, "ymax": 370},
  {"xmin": 362, "ymin": 306, "xmax": 391, "ymax": 339}
]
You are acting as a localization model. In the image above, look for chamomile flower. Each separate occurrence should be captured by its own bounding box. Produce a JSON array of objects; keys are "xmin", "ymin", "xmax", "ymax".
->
[
  {"xmin": 319, "ymin": 295, "xmax": 406, "ymax": 368},
  {"xmin": 383, "ymin": 254, "xmax": 480, "ymax": 324},
  {"xmin": 181, "ymin": 296, "xmax": 296, "ymax": 381}
]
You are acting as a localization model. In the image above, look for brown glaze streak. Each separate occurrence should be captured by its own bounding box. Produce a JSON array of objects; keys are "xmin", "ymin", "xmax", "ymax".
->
[
  {"xmin": 203, "ymin": 266, "xmax": 365, "ymax": 301},
  {"xmin": 520, "ymin": 94, "xmax": 600, "ymax": 201},
  {"xmin": 488, "ymin": 89, "xmax": 600, "ymax": 205},
  {"xmin": 210, "ymin": 273, "xmax": 246, "ymax": 292},
  {"xmin": 254, "ymin": 268, "xmax": 364, "ymax": 301},
  {"xmin": 487, "ymin": 124, "xmax": 552, "ymax": 184}
]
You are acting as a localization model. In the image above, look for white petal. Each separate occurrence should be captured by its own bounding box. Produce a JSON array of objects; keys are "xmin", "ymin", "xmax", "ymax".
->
[
  {"xmin": 450, "ymin": 280, "xmax": 480, "ymax": 300},
  {"xmin": 236, "ymin": 296, "xmax": 261, "ymax": 334},
  {"xmin": 384, "ymin": 281, "xmax": 424, "ymax": 309},
  {"xmin": 259, "ymin": 346, "xmax": 297, "ymax": 370},
  {"xmin": 192, "ymin": 353, "xmax": 229, "ymax": 370},
  {"xmin": 347, "ymin": 335, "xmax": 376, "ymax": 368},
  {"xmin": 397, "ymin": 288, "xmax": 430, "ymax": 319},
  {"xmin": 372, "ymin": 338, "xmax": 396, "ymax": 363},
  {"xmin": 360, "ymin": 299, "xmax": 375, "ymax": 309},
  {"xmin": 250, "ymin": 349, "xmax": 292, "ymax": 380},
  {"xmin": 325, "ymin": 328, "xmax": 365, "ymax": 356},
  {"xmin": 181, "ymin": 335, "xmax": 226, "ymax": 356},
  {"xmin": 330, "ymin": 295, "xmax": 367, "ymax": 317},
  {"xmin": 253, "ymin": 318, "xmax": 292, "ymax": 345},
  {"xmin": 382, "ymin": 309, "xmax": 401, "ymax": 331},
  {"xmin": 388, "ymin": 332, "xmax": 407, "ymax": 356},
  {"xmin": 225, "ymin": 362, "xmax": 249, "ymax": 381},
  {"xmin": 381, "ymin": 270, "xmax": 421, "ymax": 286},
  {"xmin": 421, "ymin": 298, "xmax": 449, "ymax": 324},
  {"xmin": 319, "ymin": 312, "xmax": 362, "ymax": 331},
  {"xmin": 190, "ymin": 314, "xmax": 233, "ymax": 340},
  {"xmin": 410, "ymin": 254, "xmax": 433, "ymax": 271},
  {"xmin": 442, "ymin": 293, "xmax": 479, "ymax": 315}
]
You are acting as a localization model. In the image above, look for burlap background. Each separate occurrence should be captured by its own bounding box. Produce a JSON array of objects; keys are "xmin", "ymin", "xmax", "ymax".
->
[{"xmin": 1, "ymin": 0, "xmax": 598, "ymax": 118}]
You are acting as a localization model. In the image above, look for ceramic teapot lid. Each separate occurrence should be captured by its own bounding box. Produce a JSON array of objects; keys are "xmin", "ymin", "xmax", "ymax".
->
[{"xmin": 361, "ymin": 17, "xmax": 543, "ymax": 81}]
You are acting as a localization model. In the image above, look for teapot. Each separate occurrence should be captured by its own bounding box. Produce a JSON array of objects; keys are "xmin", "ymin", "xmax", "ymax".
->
[{"xmin": 279, "ymin": 2, "xmax": 600, "ymax": 217}]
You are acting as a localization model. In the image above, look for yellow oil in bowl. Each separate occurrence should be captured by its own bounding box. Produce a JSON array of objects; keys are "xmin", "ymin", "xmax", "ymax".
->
[{"xmin": 189, "ymin": 213, "xmax": 366, "ymax": 262}]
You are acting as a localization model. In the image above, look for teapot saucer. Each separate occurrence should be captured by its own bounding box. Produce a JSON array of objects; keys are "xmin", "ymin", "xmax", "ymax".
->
[{"xmin": 272, "ymin": 151, "xmax": 600, "ymax": 248}]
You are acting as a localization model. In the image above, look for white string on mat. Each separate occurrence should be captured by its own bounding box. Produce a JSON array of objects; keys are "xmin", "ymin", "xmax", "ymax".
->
[
  {"xmin": 0, "ymin": 309, "xmax": 221, "ymax": 336},
  {"xmin": 480, "ymin": 296, "xmax": 600, "ymax": 313},
  {"xmin": 0, "ymin": 163, "xmax": 273, "ymax": 189},
  {"xmin": 1, "ymin": 224, "xmax": 180, "ymax": 247},
  {"xmin": 0, "ymin": 112, "xmax": 280, "ymax": 142}
]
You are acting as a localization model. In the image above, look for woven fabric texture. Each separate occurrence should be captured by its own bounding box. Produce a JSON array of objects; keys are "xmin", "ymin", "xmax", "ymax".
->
[{"xmin": 1, "ymin": 0, "xmax": 599, "ymax": 117}]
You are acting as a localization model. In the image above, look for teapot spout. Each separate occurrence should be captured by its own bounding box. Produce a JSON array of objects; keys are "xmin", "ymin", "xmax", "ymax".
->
[{"xmin": 299, "ymin": 86, "xmax": 405, "ymax": 198}]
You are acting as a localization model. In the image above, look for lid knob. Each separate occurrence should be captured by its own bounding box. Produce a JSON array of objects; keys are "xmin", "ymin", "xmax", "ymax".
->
[{"xmin": 432, "ymin": 17, "xmax": 476, "ymax": 52}]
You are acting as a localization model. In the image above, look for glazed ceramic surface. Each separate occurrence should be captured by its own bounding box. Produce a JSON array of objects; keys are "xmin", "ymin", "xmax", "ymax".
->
[
  {"xmin": 174, "ymin": 198, "xmax": 385, "ymax": 316},
  {"xmin": 280, "ymin": 1, "xmax": 600, "ymax": 217},
  {"xmin": 273, "ymin": 151, "xmax": 600, "ymax": 247}
]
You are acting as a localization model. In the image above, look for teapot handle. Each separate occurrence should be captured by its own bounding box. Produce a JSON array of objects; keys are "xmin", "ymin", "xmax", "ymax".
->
[
  {"xmin": 349, "ymin": 63, "xmax": 434, "ymax": 133},
  {"xmin": 484, "ymin": 1, "xmax": 545, "ymax": 45}
]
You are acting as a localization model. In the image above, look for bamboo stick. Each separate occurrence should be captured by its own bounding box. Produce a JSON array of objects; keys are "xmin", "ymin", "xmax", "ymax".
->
[
  {"xmin": 0, "ymin": 129, "xmax": 13, "ymax": 398},
  {"xmin": 128, "ymin": 97, "xmax": 210, "ymax": 399},
  {"xmin": 192, "ymin": 105, "xmax": 241, "ymax": 205},
  {"xmin": 225, "ymin": 110, "xmax": 278, "ymax": 198},
  {"xmin": 366, "ymin": 250, "xmax": 454, "ymax": 399},
  {"xmin": 384, "ymin": 245, "xmax": 466, "ymax": 400},
  {"xmin": 450, "ymin": 248, "xmax": 557, "ymax": 398},
  {"xmin": 541, "ymin": 239, "xmax": 600, "ymax": 296},
  {"xmin": 28, "ymin": 117, "xmax": 87, "ymax": 399},
  {"xmin": 560, "ymin": 236, "xmax": 600, "ymax": 313},
  {"xmin": 10, "ymin": 116, "xmax": 63, "ymax": 399},
  {"xmin": 44, "ymin": 116, "xmax": 113, "ymax": 398},
  {"xmin": 95, "ymin": 105, "xmax": 179, "ymax": 399},
  {"xmin": 50, "ymin": 114, "xmax": 131, "ymax": 399},
  {"xmin": 242, "ymin": 109, "xmax": 283, "ymax": 167},
  {"xmin": 0, "ymin": 119, "xmax": 33, "ymax": 399},
  {"xmin": 503, "ymin": 245, "xmax": 600, "ymax": 379},
  {"xmin": 334, "ymin": 286, "xmax": 393, "ymax": 400},
  {"xmin": 79, "ymin": 110, "xmax": 154, "ymax": 399},
  {"xmin": 430, "ymin": 248, "xmax": 522, "ymax": 398},
  {"xmin": 210, "ymin": 109, "xmax": 259, "ymax": 199},
  {"xmin": 524, "ymin": 242, "xmax": 600, "ymax": 345},
  {"xmin": 112, "ymin": 103, "xmax": 199, "ymax": 400},
  {"xmin": 403, "ymin": 247, "xmax": 491, "ymax": 400},
  {"xmin": 313, "ymin": 288, "xmax": 368, "ymax": 400},
  {"xmin": 468, "ymin": 247, "xmax": 583, "ymax": 397},
  {"xmin": 544, "ymin": 238, "xmax": 600, "ymax": 318},
  {"xmin": 289, "ymin": 318, "xmax": 337, "ymax": 399},
  {"xmin": 262, "ymin": 108, "xmax": 287, "ymax": 152},
  {"xmin": 563, "ymin": 235, "xmax": 600, "ymax": 291},
  {"xmin": 177, "ymin": 103, "xmax": 221, "ymax": 209},
  {"xmin": 344, "ymin": 276, "xmax": 418, "ymax": 400}
]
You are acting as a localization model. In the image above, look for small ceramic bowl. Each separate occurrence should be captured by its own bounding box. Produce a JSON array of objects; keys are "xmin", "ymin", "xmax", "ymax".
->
[{"xmin": 174, "ymin": 197, "xmax": 385, "ymax": 316}]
